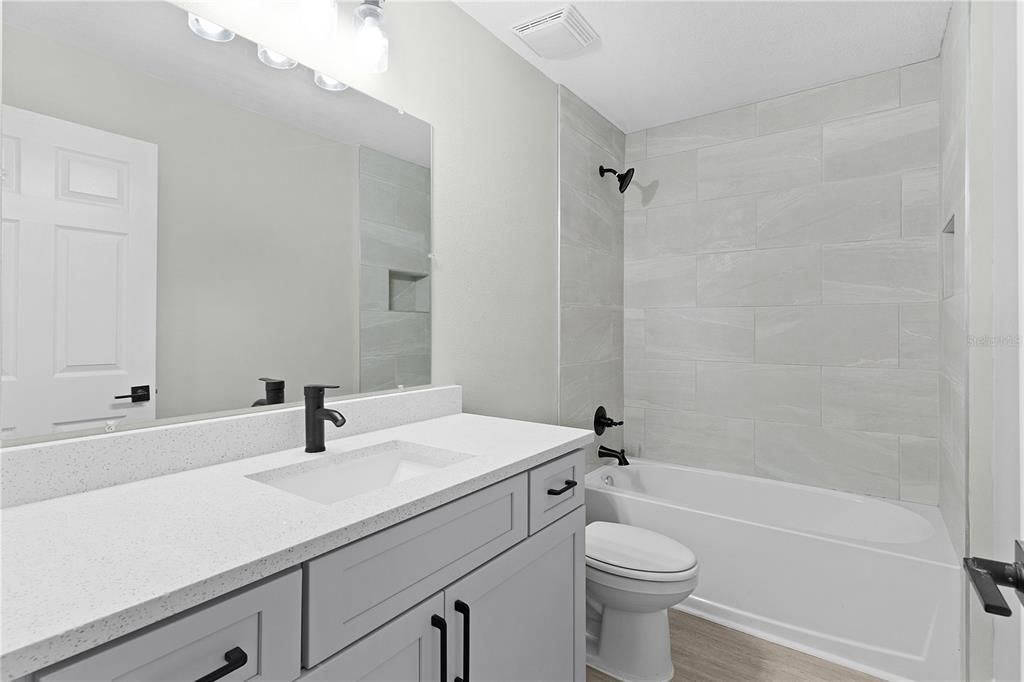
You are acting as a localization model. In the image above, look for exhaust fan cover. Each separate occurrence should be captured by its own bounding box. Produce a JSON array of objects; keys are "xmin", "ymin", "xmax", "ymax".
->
[{"xmin": 512, "ymin": 5, "xmax": 597, "ymax": 59}]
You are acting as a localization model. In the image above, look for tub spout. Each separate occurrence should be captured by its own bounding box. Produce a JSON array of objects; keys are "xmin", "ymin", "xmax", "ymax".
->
[{"xmin": 598, "ymin": 446, "xmax": 629, "ymax": 466}]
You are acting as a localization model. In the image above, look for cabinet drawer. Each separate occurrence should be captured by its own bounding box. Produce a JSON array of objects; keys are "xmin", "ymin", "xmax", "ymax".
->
[
  {"xmin": 36, "ymin": 570, "xmax": 301, "ymax": 682},
  {"xmin": 303, "ymin": 474, "xmax": 528, "ymax": 667},
  {"xmin": 527, "ymin": 449, "xmax": 585, "ymax": 534}
]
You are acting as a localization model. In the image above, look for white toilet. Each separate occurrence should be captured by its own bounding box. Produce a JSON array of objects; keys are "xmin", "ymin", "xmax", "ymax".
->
[{"xmin": 585, "ymin": 522, "xmax": 699, "ymax": 682}]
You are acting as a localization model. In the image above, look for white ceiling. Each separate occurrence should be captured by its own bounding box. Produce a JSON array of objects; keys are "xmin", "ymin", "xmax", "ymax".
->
[
  {"xmin": 457, "ymin": 1, "xmax": 951, "ymax": 133},
  {"xmin": 3, "ymin": 1, "xmax": 431, "ymax": 167}
]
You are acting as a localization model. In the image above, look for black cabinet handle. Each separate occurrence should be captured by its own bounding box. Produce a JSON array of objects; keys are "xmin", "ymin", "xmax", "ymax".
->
[
  {"xmin": 547, "ymin": 480, "xmax": 578, "ymax": 496},
  {"xmin": 431, "ymin": 614, "xmax": 447, "ymax": 682},
  {"xmin": 454, "ymin": 600, "xmax": 470, "ymax": 682},
  {"xmin": 194, "ymin": 646, "xmax": 247, "ymax": 682}
]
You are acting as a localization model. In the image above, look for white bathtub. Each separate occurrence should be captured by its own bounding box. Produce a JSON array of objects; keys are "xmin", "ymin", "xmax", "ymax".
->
[{"xmin": 585, "ymin": 459, "xmax": 961, "ymax": 681}]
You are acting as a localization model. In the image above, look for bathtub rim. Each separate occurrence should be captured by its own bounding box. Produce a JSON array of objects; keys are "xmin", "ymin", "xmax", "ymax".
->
[{"xmin": 585, "ymin": 458, "xmax": 958, "ymax": 568}]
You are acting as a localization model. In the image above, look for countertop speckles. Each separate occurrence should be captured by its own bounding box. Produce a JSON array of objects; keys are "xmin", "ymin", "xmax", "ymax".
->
[{"xmin": 1, "ymin": 413, "xmax": 592, "ymax": 680}]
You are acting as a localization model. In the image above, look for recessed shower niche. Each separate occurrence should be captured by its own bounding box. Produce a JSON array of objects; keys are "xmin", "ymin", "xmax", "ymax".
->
[{"xmin": 388, "ymin": 270, "xmax": 430, "ymax": 313}]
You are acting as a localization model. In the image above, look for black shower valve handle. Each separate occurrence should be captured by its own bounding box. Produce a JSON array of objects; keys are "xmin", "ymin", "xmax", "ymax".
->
[{"xmin": 593, "ymin": 405, "xmax": 623, "ymax": 435}]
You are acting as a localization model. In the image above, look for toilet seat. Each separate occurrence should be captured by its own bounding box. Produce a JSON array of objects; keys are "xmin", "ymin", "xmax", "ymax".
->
[{"xmin": 586, "ymin": 522, "xmax": 698, "ymax": 582}]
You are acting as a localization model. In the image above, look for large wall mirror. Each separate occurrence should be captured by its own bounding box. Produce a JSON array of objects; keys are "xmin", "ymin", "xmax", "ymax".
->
[{"xmin": 1, "ymin": 1, "xmax": 432, "ymax": 443}]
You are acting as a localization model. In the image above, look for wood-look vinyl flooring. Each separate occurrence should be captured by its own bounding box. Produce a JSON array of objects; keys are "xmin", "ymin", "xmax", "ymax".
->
[{"xmin": 586, "ymin": 610, "xmax": 879, "ymax": 682}]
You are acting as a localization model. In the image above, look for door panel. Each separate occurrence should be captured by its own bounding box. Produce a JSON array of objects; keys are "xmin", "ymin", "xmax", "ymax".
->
[
  {"xmin": 445, "ymin": 508, "xmax": 585, "ymax": 682},
  {"xmin": 1, "ymin": 105, "xmax": 157, "ymax": 438},
  {"xmin": 54, "ymin": 225, "xmax": 126, "ymax": 372}
]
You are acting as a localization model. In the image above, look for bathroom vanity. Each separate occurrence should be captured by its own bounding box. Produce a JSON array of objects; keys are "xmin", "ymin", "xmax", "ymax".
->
[
  {"xmin": 0, "ymin": 3, "xmax": 592, "ymax": 680},
  {"xmin": 1, "ymin": 408, "xmax": 591, "ymax": 682}
]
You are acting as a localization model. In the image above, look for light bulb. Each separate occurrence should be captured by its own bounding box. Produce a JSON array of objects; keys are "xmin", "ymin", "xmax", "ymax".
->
[
  {"xmin": 301, "ymin": 0, "xmax": 339, "ymax": 41},
  {"xmin": 314, "ymin": 71, "xmax": 349, "ymax": 92},
  {"xmin": 354, "ymin": 1, "xmax": 389, "ymax": 73},
  {"xmin": 257, "ymin": 44, "xmax": 298, "ymax": 70},
  {"xmin": 187, "ymin": 13, "xmax": 235, "ymax": 42}
]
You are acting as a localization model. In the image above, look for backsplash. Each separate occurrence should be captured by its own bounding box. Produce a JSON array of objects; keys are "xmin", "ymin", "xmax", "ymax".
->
[
  {"xmin": 1, "ymin": 385, "xmax": 462, "ymax": 508},
  {"xmin": 623, "ymin": 61, "xmax": 942, "ymax": 503}
]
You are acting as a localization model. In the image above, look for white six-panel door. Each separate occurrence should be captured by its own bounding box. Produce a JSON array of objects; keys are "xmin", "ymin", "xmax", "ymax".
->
[{"xmin": 1, "ymin": 105, "xmax": 157, "ymax": 438}]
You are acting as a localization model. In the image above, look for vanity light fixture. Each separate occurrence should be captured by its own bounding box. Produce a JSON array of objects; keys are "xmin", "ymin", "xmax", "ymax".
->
[
  {"xmin": 257, "ymin": 44, "xmax": 298, "ymax": 70},
  {"xmin": 187, "ymin": 13, "xmax": 235, "ymax": 42},
  {"xmin": 302, "ymin": 0, "xmax": 340, "ymax": 41},
  {"xmin": 314, "ymin": 71, "xmax": 349, "ymax": 92},
  {"xmin": 353, "ymin": 0, "xmax": 389, "ymax": 73}
]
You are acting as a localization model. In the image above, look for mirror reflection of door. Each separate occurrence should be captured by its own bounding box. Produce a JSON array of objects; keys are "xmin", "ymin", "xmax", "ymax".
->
[{"xmin": 2, "ymin": 105, "xmax": 157, "ymax": 439}]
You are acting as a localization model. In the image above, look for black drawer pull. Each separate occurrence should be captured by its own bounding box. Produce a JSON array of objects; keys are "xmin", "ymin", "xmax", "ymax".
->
[
  {"xmin": 431, "ymin": 614, "xmax": 447, "ymax": 681},
  {"xmin": 454, "ymin": 600, "xmax": 470, "ymax": 682},
  {"xmin": 547, "ymin": 480, "xmax": 578, "ymax": 496},
  {"xmin": 194, "ymin": 646, "xmax": 247, "ymax": 682}
]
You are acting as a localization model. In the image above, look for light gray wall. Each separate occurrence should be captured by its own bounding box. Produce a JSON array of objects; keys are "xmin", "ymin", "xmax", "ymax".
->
[
  {"xmin": 358, "ymin": 147, "xmax": 431, "ymax": 391},
  {"xmin": 557, "ymin": 87, "xmax": 625, "ymax": 467},
  {"xmin": 623, "ymin": 61, "xmax": 943, "ymax": 502},
  {"xmin": 938, "ymin": 1, "xmax": 969, "ymax": 556},
  {"xmin": 175, "ymin": 1, "xmax": 561, "ymax": 424},
  {"xmin": 3, "ymin": 24, "xmax": 360, "ymax": 419}
]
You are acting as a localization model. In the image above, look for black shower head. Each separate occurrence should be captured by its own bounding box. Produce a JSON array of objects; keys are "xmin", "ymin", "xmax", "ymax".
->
[{"xmin": 599, "ymin": 165, "xmax": 635, "ymax": 193}]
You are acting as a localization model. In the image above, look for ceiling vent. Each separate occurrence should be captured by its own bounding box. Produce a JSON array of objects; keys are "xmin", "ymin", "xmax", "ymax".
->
[{"xmin": 512, "ymin": 5, "xmax": 597, "ymax": 59}]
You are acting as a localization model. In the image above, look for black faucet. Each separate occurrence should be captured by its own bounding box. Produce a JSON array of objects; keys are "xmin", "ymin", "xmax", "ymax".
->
[
  {"xmin": 304, "ymin": 384, "xmax": 346, "ymax": 453},
  {"xmin": 252, "ymin": 377, "xmax": 285, "ymax": 407},
  {"xmin": 598, "ymin": 446, "xmax": 630, "ymax": 466}
]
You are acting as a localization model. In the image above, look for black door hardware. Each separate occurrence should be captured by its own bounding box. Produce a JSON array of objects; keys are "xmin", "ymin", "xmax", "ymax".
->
[
  {"xmin": 598, "ymin": 445, "xmax": 630, "ymax": 466},
  {"xmin": 964, "ymin": 541, "xmax": 1024, "ymax": 616},
  {"xmin": 594, "ymin": 406, "xmax": 623, "ymax": 435},
  {"xmin": 454, "ymin": 599, "xmax": 470, "ymax": 682},
  {"xmin": 431, "ymin": 614, "xmax": 447, "ymax": 682},
  {"xmin": 304, "ymin": 384, "xmax": 346, "ymax": 453},
  {"xmin": 114, "ymin": 385, "xmax": 150, "ymax": 403},
  {"xmin": 194, "ymin": 646, "xmax": 247, "ymax": 682},
  {"xmin": 252, "ymin": 377, "xmax": 285, "ymax": 407},
  {"xmin": 547, "ymin": 480, "xmax": 578, "ymax": 496}
]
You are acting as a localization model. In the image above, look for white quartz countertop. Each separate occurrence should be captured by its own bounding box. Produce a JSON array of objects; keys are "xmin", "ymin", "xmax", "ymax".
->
[{"xmin": 1, "ymin": 413, "xmax": 592, "ymax": 680}]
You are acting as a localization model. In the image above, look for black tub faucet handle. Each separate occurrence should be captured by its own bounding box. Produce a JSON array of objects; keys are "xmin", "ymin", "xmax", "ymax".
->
[{"xmin": 594, "ymin": 406, "xmax": 623, "ymax": 435}]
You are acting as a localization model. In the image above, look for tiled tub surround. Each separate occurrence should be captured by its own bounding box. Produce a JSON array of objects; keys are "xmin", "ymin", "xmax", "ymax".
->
[
  {"xmin": 0, "ymin": 410, "xmax": 593, "ymax": 680},
  {"xmin": 936, "ymin": 1, "xmax": 969, "ymax": 558},
  {"xmin": 623, "ymin": 60, "xmax": 943, "ymax": 503},
  {"xmin": 358, "ymin": 147, "xmax": 432, "ymax": 392},
  {"xmin": 558, "ymin": 87, "xmax": 626, "ymax": 464},
  {"xmin": 1, "ymin": 385, "xmax": 462, "ymax": 508}
]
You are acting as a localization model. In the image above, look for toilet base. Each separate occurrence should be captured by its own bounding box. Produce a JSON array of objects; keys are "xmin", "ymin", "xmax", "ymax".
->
[{"xmin": 586, "ymin": 606, "xmax": 674, "ymax": 682}]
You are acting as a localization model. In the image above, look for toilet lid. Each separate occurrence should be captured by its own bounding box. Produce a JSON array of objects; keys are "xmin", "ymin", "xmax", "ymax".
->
[{"xmin": 585, "ymin": 522, "xmax": 697, "ymax": 574}]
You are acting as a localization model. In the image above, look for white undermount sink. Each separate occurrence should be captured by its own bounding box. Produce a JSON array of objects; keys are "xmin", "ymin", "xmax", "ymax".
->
[{"xmin": 247, "ymin": 440, "xmax": 474, "ymax": 504}]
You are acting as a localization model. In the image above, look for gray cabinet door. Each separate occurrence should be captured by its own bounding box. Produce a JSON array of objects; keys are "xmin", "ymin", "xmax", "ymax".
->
[
  {"xmin": 445, "ymin": 507, "xmax": 585, "ymax": 682},
  {"xmin": 305, "ymin": 594, "xmax": 446, "ymax": 682}
]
